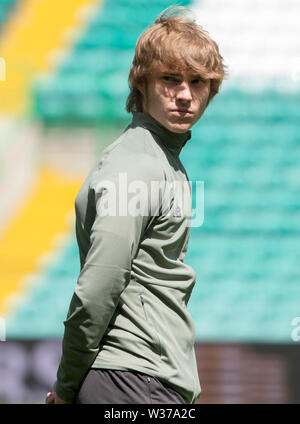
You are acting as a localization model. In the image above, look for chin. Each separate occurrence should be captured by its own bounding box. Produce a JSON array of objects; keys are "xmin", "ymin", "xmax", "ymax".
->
[{"xmin": 167, "ymin": 122, "xmax": 192, "ymax": 133}]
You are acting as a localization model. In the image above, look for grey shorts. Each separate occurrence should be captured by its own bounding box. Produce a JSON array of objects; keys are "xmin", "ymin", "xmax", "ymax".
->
[{"xmin": 74, "ymin": 368, "xmax": 186, "ymax": 404}]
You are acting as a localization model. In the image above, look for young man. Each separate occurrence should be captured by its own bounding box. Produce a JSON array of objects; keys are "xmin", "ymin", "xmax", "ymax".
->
[{"xmin": 46, "ymin": 7, "xmax": 226, "ymax": 404}]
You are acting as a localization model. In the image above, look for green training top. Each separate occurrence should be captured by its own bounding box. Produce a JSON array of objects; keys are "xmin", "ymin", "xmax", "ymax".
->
[{"xmin": 55, "ymin": 112, "xmax": 201, "ymax": 404}]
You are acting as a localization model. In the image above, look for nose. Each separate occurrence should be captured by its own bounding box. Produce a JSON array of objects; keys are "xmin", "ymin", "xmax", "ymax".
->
[{"xmin": 177, "ymin": 81, "xmax": 192, "ymax": 102}]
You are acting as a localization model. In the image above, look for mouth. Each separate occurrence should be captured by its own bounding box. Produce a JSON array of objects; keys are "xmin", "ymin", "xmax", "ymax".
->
[{"xmin": 170, "ymin": 109, "xmax": 194, "ymax": 117}]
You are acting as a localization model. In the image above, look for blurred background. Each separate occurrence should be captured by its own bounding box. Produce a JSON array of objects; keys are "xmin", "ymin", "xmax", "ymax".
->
[{"xmin": 0, "ymin": 0, "xmax": 300, "ymax": 404}]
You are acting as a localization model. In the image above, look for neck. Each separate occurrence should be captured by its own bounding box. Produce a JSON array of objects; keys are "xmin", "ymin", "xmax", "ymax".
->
[{"xmin": 131, "ymin": 112, "xmax": 191, "ymax": 158}]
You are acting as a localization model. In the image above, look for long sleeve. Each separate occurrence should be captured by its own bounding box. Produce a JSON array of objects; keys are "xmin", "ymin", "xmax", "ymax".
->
[{"xmin": 55, "ymin": 153, "xmax": 162, "ymax": 402}]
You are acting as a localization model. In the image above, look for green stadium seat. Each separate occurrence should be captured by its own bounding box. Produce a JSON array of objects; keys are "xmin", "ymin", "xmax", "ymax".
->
[
  {"xmin": 0, "ymin": 0, "xmax": 18, "ymax": 33},
  {"xmin": 26, "ymin": 0, "xmax": 300, "ymax": 343}
]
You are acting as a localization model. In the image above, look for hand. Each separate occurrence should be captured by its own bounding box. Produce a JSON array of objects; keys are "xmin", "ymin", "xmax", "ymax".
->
[
  {"xmin": 45, "ymin": 391, "xmax": 55, "ymax": 404},
  {"xmin": 45, "ymin": 381, "xmax": 72, "ymax": 404}
]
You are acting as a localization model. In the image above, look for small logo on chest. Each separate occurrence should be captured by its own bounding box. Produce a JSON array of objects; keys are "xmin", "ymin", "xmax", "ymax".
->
[{"xmin": 173, "ymin": 205, "xmax": 182, "ymax": 217}]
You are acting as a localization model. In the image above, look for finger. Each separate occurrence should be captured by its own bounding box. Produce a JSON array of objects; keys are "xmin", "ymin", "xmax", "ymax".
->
[{"xmin": 46, "ymin": 392, "xmax": 54, "ymax": 404}]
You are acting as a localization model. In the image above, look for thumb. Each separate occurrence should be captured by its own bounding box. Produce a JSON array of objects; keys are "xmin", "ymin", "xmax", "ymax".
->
[{"xmin": 46, "ymin": 392, "xmax": 55, "ymax": 404}]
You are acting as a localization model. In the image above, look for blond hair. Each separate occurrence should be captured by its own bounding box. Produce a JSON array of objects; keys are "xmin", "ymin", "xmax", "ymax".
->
[{"xmin": 126, "ymin": 6, "xmax": 227, "ymax": 113}]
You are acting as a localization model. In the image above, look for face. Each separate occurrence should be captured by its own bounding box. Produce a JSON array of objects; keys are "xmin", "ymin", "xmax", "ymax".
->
[{"xmin": 141, "ymin": 64, "xmax": 211, "ymax": 133}]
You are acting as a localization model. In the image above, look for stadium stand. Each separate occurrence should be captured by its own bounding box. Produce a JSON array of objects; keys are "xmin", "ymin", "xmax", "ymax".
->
[
  {"xmin": 0, "ymin": 0, "xmax": 18, "ymax": 34},
  {"xmin": 1, "ymin": 0, "xmax": 300, "ymax": 406},
  {"xmin": 0, "ymin": 0, "xmax": 98, "ymax": 114},
  {"xmin": 32, "ymin": 0, "xmax": 190, "ymax": 123},
  {"xmin": 2, "ymin": 0, "xmax": 300, "ymax": 346}
]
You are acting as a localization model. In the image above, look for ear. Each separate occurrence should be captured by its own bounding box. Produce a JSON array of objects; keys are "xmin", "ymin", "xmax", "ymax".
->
[
  {"xmin": 136, "ymin": 81, "xmax": 147, "ymax": 113},
  {"xmin": 136, "ymin": 81, "xmax": 146, "ymax": 96}
]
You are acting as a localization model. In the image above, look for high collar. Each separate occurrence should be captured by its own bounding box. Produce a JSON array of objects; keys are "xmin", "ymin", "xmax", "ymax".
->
[{"xmin": 131, "ymin": 112, "xmax": 191, "ymax": 158}]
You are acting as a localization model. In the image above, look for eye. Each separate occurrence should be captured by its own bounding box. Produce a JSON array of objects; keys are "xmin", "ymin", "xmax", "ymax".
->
[
  {"xmin": 191, "ymin": 77, "xmax": 205, "ymax": 84},
  {"xmin": 162, "ymin": 75, "xmax": 179, "ymax": 83}
]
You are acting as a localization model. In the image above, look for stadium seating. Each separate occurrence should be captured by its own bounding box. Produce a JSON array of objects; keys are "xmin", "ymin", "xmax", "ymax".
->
[
  {"xmin": 4, "ymin": 0, "xmax": 300, "ymax": 343},
  {"xmin": 0, "ymin": 0, "xmax": 18, "ymax": 33},
  {"xmin": 32, "ymin": 0, "xmax": 190, "ymax": 124},
  {"xmin": 6, "ymin": 236, "xmax": 79, "ymax": 338}
]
